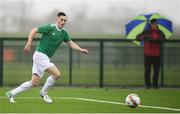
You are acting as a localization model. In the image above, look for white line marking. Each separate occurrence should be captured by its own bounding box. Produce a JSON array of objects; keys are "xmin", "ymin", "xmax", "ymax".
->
[
  {"xmin": 59, "ymin": 97, "xmax": 126, "ymax": 105},
  {"xmin": 59, "ymin": 97, "xmax": 180, "ymax": 112},
  {"xmin": 1, "ymin": 96, "xmax": 180, "ymax": 112}
]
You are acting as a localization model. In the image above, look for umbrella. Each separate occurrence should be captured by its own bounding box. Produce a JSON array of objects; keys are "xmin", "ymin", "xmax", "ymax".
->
[{"xmin": 125, "ymin": 13, "xmax": 173, "ymax": 45}]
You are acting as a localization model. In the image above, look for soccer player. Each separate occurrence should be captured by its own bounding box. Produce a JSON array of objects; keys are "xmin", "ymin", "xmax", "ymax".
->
[{"xmin": 6, "ymin": 12, "xmax": 88, "ymax": 103}]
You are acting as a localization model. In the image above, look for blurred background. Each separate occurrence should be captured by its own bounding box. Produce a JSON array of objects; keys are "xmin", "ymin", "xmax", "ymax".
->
[
  {"xmin": 0, "ymin": 0, "xmax": 180, "ymax": 88},
  {"xmin": 1, "ymin": 1, "xmax": 180, "ymax": 113},
  {"xmin": 0, "ymin": 0, "xmax": 180, "ymax": 38}
]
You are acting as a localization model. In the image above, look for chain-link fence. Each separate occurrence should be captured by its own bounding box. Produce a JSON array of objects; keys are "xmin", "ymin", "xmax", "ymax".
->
[{"xmin": 0, "ymin": 38, "xmax": 180, "ymax": 87}]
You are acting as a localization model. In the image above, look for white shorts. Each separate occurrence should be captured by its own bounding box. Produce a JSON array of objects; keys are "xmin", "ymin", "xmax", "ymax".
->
[{"xmin": 32, "ymin": 51, "xmax": 55, "ymax": 78}]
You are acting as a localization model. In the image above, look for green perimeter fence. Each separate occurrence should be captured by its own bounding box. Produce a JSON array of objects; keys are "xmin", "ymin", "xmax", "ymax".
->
[{"xmin": 0, "ymin": 38, "xmax": 180, "ymax": 88}]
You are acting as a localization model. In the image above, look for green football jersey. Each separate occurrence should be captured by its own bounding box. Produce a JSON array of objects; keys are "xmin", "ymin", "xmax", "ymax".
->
[{"xmin": 36, "ymin": 24, "xmax": 71, "ymax": 57}]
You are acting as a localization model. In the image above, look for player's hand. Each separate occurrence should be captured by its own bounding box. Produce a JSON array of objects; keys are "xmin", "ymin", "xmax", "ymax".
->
[
  {"xmin": 81, "ymin": 49, "xmax": 89, "ymax": 54},
  {"xmin": 24, "ymin": 43, "xmax": 31, "ymax": 53}
]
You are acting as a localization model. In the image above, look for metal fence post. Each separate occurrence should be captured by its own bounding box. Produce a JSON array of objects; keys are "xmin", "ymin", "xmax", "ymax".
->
[
  {"xmin": 99, "ymin": 41, "xmax": 104, "ymax": 88},
  {"xmin": 0, "ymin": 39, "xmax": 3, "ymax": 87},
  {"xmin": 69, "ymin": 48, "xmax": 72, "ymax": 86},
  {"xmin": 160, "ymin": 43, "xmax": 164, "ymax": 87}
]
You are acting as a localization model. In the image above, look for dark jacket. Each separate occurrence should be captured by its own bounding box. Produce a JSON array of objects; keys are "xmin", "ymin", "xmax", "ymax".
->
[{"xmin": 137, "ymin": 28, "xmax": 165, "ymax": 57}]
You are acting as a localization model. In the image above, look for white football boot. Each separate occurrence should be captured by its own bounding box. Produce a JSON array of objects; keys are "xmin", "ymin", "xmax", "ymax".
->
[
  {"xmin": 40, "ymin": 91, "xmax": 52, "ymax": 103},
  {"xmin": 6, "ymin": 91, "xmax": 17, "ymax": 103}
]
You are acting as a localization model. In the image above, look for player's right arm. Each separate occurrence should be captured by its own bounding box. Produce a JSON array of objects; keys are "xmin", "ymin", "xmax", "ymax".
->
[{"xmin": 24, "ymin": 28, "xmax": 38, "ymax": 53}]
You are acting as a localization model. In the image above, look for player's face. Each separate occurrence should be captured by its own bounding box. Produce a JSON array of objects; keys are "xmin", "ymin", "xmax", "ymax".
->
[{"xmin": 56, "ymin": 16, "xmax": 67, "ymax": 29}]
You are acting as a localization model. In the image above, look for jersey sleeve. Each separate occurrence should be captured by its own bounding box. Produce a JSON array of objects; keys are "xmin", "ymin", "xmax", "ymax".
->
[
  {"xmin": 37, "ymin": 24, "xmax": 52, "ymax": 34},
  {"xmin": 63, "ymin": 31, "xmax": 71, "ymax": 42}
]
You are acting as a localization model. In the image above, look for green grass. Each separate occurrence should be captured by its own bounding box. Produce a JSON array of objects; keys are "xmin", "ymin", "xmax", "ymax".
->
[
  {"xmin": 3, "ymin": 62, "xmax": 180, "ymax": 87},
  {"xmin": 0, "ymin": 87, "xmax": 180, "ymax": 113},
  {"xmin": 0, "ymin": 32, "xmax": 123, "ymax": 39}
]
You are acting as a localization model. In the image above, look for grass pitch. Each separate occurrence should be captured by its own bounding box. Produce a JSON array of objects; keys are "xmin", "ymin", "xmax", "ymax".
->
[{"xmin": 0, "ymin": 87, "xmax": 180, "ymax": 113}]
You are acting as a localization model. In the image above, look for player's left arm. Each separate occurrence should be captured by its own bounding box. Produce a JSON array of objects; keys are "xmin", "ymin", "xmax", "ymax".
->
[{"xmin": 66, "ymin": 40, "xmax": 88, "ymax": 54}]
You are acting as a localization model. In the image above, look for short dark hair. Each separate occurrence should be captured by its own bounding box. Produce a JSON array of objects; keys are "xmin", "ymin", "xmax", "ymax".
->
[
  {"xmin": 150, "ymin": 19, "xmax": 158, "ymax": 24},
  {"xmin": 57, "ymin": 12, "xmax": 66, "ymax": 17}
]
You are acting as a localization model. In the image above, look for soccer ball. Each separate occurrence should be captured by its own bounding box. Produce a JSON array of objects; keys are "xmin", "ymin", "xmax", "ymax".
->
[{"xmin": 125, "ymin": 94, "xmax": 140, "ymax": 108}]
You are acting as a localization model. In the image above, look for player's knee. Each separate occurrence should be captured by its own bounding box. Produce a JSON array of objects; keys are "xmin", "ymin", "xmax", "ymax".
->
[
  {"xmin": 31, "ymin": 80, "xmax": 40, "ymax": 86},
  {"xmin": 53, "ymin": 72, "xmax": 61, "ymax": 80},
  {"xmin": 54, "ymin": 75, "xmax": 60, "ymax": 80}
]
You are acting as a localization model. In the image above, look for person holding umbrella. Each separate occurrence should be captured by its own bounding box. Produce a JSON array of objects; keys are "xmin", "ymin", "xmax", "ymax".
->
[{"xmin": 136, "ymin": 19, "xmax": 165, "ymax": 89}]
